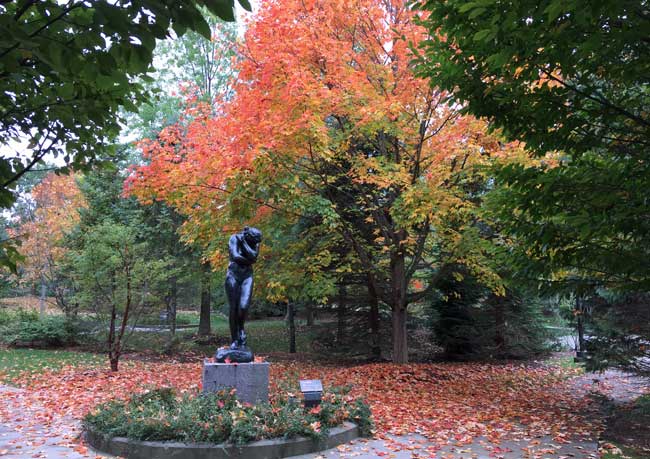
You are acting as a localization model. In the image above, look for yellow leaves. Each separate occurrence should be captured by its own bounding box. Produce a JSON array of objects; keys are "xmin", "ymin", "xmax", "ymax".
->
[
  {"xmin": 230, "ymin": 409, "xmax": 247, "ymax": 423},
  {"xmin": 350, "ymin": 156, "xmax": 410, "ymax": 189},
  {"xmin": 265, "ymin": 281, "xmax": 287, "ymax": 303},
  {"xmin": 332, "ymin": 267, "xmax": 351, "ymax": 276},
  {"xmin": 513, "ymin": 65, "xmax": 526, "ymax": 79},
  {"xmin": 306, "ymin": 249, "xmax": 333, "ymax": 270},
  {"xmin": 532, "ymin": 67, "xmax": 564, "ymax": 90},
  {"xmin": 17, "ymin": 173, "xmax": 86, "ymax": 283}
]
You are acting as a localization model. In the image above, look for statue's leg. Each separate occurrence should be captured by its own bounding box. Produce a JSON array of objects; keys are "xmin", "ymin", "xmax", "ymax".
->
[
  {"xmin": 238, "ymin": 276, "xmax": 254, "ymax": 346},
  {"xmin": 225, "ymin": 272, "xmax": 241, "ymax": 347}
]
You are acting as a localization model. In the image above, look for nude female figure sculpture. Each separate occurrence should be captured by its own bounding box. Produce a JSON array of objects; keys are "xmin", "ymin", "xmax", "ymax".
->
[{"xmin": 225, "ymin": 226, "xmax": 262, "ymax": 350}]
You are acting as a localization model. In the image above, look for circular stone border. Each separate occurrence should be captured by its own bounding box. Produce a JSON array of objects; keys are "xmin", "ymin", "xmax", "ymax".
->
[{"xmin": 85, "ymin": 422, "xmax": 359, "ymax": 459}]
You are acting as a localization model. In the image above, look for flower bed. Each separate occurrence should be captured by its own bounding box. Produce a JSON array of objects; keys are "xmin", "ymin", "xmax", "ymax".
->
[{"xmin": 83, "ymin": 386, "xmax": 372, "ymax": 445}]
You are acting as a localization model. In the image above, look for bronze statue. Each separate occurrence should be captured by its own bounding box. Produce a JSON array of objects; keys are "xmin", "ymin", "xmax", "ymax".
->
[{"xmin": 222, "ymin": 227, "xmax": 262, "ymax": 359}]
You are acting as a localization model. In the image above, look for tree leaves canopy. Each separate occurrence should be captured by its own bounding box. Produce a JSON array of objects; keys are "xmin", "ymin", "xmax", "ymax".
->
[
  {"xmin": 414, "ymin": 0, "xmax": 649, "ymax": 158},
  {"xmin": 414, "ymin": 0, "xmax": 650, "ymax": 290}
]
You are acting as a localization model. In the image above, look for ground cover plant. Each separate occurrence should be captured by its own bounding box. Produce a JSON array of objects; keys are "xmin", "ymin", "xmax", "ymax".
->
[{"xmin": 84, "ymin": 386, "xmax": 372, "ymax": 444}]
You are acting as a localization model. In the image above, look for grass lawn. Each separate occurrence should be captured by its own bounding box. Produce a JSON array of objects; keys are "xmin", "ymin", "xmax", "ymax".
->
[
  {"xmin": 122, "ymin": 318, "xmax": 313, "ymax": 355},
  {"xmin": 0, "ymin": 348, "xmax": 103, "ymax": 384},
  {"xmin": 547, "ymin": 354, "xmax": 583, "ymax": 371}
]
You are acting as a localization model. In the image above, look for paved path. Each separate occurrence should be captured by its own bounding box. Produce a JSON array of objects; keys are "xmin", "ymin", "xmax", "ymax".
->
[
  {"xmin": 1, "ymin": 368, "xmax": 646, "ymax": 459},
  {"xmin": 0, "ymin": 385, "xmax": 105, "ymax": 459},
  {"xmin": 572, "ymin": 368, "xmax": 649, "ymax": 404},
  {"xmin": 292, "ymin": 434, "xmax": 598, "ymax": 459}
]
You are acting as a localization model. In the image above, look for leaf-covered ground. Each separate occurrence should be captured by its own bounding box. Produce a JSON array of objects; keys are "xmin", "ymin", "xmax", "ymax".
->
[{"xmin": 0, "ymin": 355, "xmax": 607, "ymax": 458}]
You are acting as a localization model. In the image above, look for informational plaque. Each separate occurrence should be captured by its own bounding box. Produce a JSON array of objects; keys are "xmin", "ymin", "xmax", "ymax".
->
[{"xmin": 299, "ymin": 379, "xmax": 323, "ymax": 393}]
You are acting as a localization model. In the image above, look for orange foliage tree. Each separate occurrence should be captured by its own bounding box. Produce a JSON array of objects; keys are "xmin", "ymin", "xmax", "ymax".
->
[
  {"xmin": 16, "ymin": 173, "xmax": 86, "ymax": 314},
  {"xmin": 128, "ymin": 0, "xmax": 526, "ymax": 362}
]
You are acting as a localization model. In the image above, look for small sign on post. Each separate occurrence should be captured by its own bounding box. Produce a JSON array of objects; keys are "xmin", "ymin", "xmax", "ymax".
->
[{"xmin": 299, "ymin": 379, "xmax": 323, "ymax": 408}]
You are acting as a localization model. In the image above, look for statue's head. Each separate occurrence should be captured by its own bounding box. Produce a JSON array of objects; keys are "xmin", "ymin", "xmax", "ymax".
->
[{"xmin": 243, "ymin": 226, "xmax": 262, "ymax": 245}]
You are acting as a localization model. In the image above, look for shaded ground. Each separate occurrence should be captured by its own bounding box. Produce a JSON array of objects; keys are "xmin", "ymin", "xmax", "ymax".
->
[
  {"xmin": 601, "ymin": 400, "xmax": 650, "ymax": 458},
  {"xmin": 576, "ymin": 370, "xmax": 650, "ymax": 459}
]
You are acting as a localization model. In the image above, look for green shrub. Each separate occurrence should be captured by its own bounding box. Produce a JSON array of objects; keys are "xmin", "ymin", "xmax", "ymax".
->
[
  {"xmin": 0, "ymin": 308, "xmax": 39, "ymax": 326},
  {"xmin": 0, "ymin": 309, "xmax": 13, "ymax": 326},
  {"xmin": 84, "ymin": 386, "xmax": 373, "ymax": 445},
  {"xmin": 350, "ymin": 398, "xmax": 373, "ymax": 437},
  {"xmin": 0, "ymin": 314, "xmax": 78, "ymax": 347}
]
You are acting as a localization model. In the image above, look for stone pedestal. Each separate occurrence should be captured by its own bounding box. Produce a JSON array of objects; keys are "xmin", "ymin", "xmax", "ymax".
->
[{"xmin": 202, "ymin": 360, "xmax": 269, "ymax": 405}]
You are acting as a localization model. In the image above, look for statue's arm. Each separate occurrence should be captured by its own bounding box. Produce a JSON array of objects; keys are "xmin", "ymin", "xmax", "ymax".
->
[
  {"xmin": 241, "ymin": 239, "xmax": 259, "ymax": 262},
  {"xmin": 229, "ymin": 235, "xmax": 250, "ymax": 264}
]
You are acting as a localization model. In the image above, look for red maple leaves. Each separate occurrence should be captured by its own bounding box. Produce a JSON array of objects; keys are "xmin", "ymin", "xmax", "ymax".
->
[{"xmin": 1, "ymin": 358, "xmax": 603, "ymax": 453}]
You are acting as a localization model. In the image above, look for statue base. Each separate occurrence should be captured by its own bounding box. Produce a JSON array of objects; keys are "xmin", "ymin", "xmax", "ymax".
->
[
  {"xmin": 202, "ymin": 360, "xmax": 269, "ymax": 405},
  {"xmin": 215, "ymin": 346, "xmax": 254, "ymax": 363}
]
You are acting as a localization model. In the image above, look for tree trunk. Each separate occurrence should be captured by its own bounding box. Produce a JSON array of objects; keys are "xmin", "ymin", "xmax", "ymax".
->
[
  {"xmin": 287, "ymin": 302, "xmax": 296, "ymax": 353},
  {"xmin": 107, "ymin": 303, "xmax": 117, "ymax": 371},
  {"xmin": 390, "ymin": 250, "xmax": 408, "ymax": 363},
  {"xmin": 165, "ymin": 277, "xmax": 178, "ymax": 354},
  {"xmin": 306, "ymin": 305, "xmax": 314, "ymax": 326},
  {"xmin": 336, "ymin": 284, "xmax": 346, "ymax": 344},
  {"xmin": 198, "ymin": 262, "xmax": 212, "ymax": 335},
  {"xmin": 576, "ymin": 296, "xmax": 585, "ymax": 354},
  {"xmin": 168, "ymin": 277, "xmax": 178, "ymax": 336},
  {"xmin": 111, "ymin": 255, "xmax": 132, "ymax": 373},
  {"xmin": 493, "ymin": 294, "xmax": 505, "ymax": 352},
  {"xmin": 392, "ymin": 306, "xmax": 408, "ymax": 363},
  {"xmin": 368, "ymin": 276, "xmax": 381, "ymax": 359},
  {"xmin": 39, "ymin": 274, "xmax": 46, "ymax": 318},
  {"xmin": 55, "ymin": 288, "xmax": 71, "ymax": 317}
]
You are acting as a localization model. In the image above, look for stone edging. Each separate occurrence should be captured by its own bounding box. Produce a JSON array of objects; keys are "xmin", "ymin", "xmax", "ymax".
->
[{"xmin": 85, "ymin": 422, "xmax": 359, "ymax": 459}]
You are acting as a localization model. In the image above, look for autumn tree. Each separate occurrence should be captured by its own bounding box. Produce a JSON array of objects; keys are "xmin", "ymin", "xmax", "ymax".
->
[
  {"xmin": 15, "ymin": 173, "xmax": 86, "ymax": 315},
  {"xmin": 123, "ymin": 13, "xmax": 243, "ymax": 337},
  {"xmin": 128, "ymin": 0, "xmax": 525, "ymax": 363}
]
